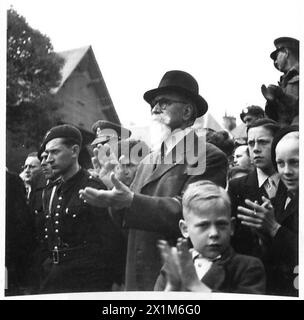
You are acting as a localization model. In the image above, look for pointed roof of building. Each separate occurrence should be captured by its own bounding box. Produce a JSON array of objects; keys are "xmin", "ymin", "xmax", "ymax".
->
[
  {"xmin": 193, "ymin": 112, "xmax": 225, "ymax": 132},
  {"xmin": 52, "ymin": 45, "xmax": 120, "ymax": 124},
  {"xmin": 53, "ymin": 46, "xmax": 91, "ymax": 93},
  {"xmin": 230, "ymin": 122, "xmax": 247, "ymax": 139}
]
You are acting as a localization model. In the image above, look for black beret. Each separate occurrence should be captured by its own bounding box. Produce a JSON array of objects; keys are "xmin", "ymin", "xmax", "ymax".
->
[
  {"xmin": 42, "ymin": 124, "xmax": 83, "ymax": 148},
  {"xmin": 91, "ymin": 120, "xmax": 132, "ymax": 145},
  {"xmin": 240, "ymin": 105, "xmax": 265, "ymax": 122}
]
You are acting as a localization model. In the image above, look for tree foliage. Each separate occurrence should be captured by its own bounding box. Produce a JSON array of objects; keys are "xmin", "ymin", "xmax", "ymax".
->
[
  {"xmin": 6, "ymin": 8, "xmax": 65, "ymax": 169},
  {"xmin": 7, "ymin": 8, "xmax": 63, "ymax": 106}
]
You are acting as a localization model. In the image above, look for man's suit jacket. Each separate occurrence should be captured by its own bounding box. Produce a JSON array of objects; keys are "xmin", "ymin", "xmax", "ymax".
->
[
  {"xmin": 228, "ymin": 169, "xmax": 285, "ymax": 256},
  {"xmin": 264, "ymin": 189, "xmax": 298, "ymax": 296},
  {"xmin": 122, "ymin": 131, "xmax": 228, "ymax": 291},
  {"xmin": 228, "ymin": 169, "xmax": 269, "ymax": 256},
  {"xmin": 154, "ymin": 247, "xmax": 266, "ymax": 294}
]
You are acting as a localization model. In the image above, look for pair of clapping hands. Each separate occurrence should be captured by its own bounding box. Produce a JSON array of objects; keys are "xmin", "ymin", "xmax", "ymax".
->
[
  {"xmin": 79, "ymin": 143, "xmax": 134, "ymax": 209},
  {"xmin": 157, "ymin": 238, "xmax": 211, "ymax": 292},
  {"xmin": 237, "ymin": 197, "xmax": 281, "ymax": 239},
  {"xmin": 89, "ymin": 143, "xmax": 123, "ymax": 189}
]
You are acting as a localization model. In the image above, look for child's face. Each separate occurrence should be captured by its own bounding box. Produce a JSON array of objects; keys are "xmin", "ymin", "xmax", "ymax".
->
[{"xmin": 180, "ymin": 203, "xmax": 233, "ymax": 260}]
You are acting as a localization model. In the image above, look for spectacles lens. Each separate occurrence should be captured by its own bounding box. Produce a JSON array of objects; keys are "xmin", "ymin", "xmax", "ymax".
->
[{"xmin": 151, "ymin": 98, "xmax": 169, "ymax": 110}]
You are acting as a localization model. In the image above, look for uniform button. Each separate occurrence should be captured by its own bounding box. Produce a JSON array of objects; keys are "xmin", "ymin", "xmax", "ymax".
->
[
  {"xmin": 55, "ymin": 213, "xmax": 59, "ymax": 217},
  {"xmin": 44, "ymin": 235, "xmax": 48, "ymax": 239},
  {"xmin": 57, "ymin": 205, "xmax": 61, "ymax": 209},
  {"xmin": 58, "ymin": 196, "xmax": 63, "ymax": 200},
  {"xmin": 45, "ymin": 228, "xmax": 48, "ymax": 232},
  {"xmin": 55, "ymin": 221, "xmax": 59, "ymax": 224},
  {"xmin": 54, "ymin": 246, "xmax": 58, "ymax": 250},
  {"xmin": 34, "ymin": 210, "xmax": 38, "ymax": 214},
  {"xmin": 65, "ymin": 208, "xmax": 69, "ymax": 214},
  {"xmin": 55, "ymin": 229, "xmax": 59, "ymax": 233},
  {"xmin": 73, "ymin": 214, "xmax": 76, "ymax": 218},
  {"xmin": 46, "ymin": 215, "xmax": 50, "ymax": 219}
]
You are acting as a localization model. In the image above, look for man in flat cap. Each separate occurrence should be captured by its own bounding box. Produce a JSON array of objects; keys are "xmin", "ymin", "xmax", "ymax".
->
[
  {"xmin": 80, "ymin": 70, "xmax": 228, "ymax": 291},
  {"xmin": 262, "ymin": 37, "xmax": 299, "ymax": 125},
  {"xmin": 240, "ymin": 105, "xmax": 265, "ymax": 127},
  {"xmin": 33, "ymin": 124, "xmax": 124, "ymax": 294}
]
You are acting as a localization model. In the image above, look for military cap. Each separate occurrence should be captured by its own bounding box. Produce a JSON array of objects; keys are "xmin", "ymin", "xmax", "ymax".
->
[
  {"xmin": 41, "ymin": 124, "xmax": 83, "ymax": 148},
  {"xmin": 91, "ymin": 120, "xmax": 132, "ymax": 145},
  {"xmin": 240, "ymin": 105, "xmax": 265, "ymax": 123},
  {"xmin": 270, "ymin": 37, "xmax": 299, "ymax": 60},
  {"xmin": 143, "ymin": 70, "xmax": 208, "ymax": 117}
]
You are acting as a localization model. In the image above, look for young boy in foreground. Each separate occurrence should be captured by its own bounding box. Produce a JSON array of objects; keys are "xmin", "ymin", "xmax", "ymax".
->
[{"xmin": 154, "ymin": 180, "xmax": 266, "ymax": 294}]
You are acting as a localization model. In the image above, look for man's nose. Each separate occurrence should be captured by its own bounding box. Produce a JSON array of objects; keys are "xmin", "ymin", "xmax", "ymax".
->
[
  {"xmin": 283, "ymin": 164, "xmax": 292, "ymax": 175},
  {"xmin": 46, "ymin": 154, "xmax": 53, "ymax": 163},
  {"xmin": 252, "ymin": 142, "xmax": 260, "ymax": 153},
  {"xmin": 151, "ymin": 103, "xmax": 162, "ymax": 114}
]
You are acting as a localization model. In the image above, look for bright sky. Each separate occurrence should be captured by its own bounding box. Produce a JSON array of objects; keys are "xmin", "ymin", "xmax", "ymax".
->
[{"xmin": 4, "ymin": 0, "xmax": 303, "ymax": 128}]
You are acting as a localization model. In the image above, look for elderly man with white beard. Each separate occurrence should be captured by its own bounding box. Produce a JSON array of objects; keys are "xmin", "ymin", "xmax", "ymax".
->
[{"xmin": 80, "ymin": 70, "xmax": 228, "ymax": 291}]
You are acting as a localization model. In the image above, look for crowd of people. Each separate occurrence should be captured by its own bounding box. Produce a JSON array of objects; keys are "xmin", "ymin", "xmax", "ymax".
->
[{"xmin": 5, "ymin": 37, "xmax": 299, "ymax": 297}]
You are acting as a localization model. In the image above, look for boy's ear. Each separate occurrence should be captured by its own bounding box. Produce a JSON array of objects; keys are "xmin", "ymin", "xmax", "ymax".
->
[
  {"xmin": 179, "ymin": 219, "xmax": 189, "ymax": 238},
  {"xmin": 230, "ymin": 217, "xmax": 236, "ymax": 236}
]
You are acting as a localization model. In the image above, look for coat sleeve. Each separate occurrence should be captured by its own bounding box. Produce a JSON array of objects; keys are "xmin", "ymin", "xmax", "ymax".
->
[
  {"xmin": 269, "ymin": 226, "xmax": 298, "ymax": 266},
  {"xmin": 124, "ymin": 145, "xmax": 228, "ymax": 236},
  {"xmin": 232, "ymin": 257, "xmax": 266, "ymax": 294}
]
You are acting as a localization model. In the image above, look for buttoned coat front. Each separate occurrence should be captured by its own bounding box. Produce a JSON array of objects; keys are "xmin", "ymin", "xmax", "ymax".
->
[
  {"xmin": 121, "ymin": 132, "xmax": 228, "ymax": 290},
  {"xmin": 37, "ymin": 168, "xmax": 125, "ymax": 294}
]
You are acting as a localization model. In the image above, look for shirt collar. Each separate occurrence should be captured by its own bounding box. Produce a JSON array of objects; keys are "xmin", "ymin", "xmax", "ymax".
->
[
  {"xmin": 57, "ymin": 167, "xmax": 83, "ymax": 193},
  {"xmin": 163, "ymin": 127, "xmax": 193, "ymax": 155},
  {"xmin": 191, "ymin": 249, "xmax": 221, "ymax": 262},
  {"xmin": 256, "ymin": 168, "xmax": 280, "ymax": 188}
]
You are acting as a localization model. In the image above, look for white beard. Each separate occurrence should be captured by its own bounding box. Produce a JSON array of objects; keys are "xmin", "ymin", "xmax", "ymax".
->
[{"xmin": 149, "ymin": 115, "xmax": 172, "ymax": 152}]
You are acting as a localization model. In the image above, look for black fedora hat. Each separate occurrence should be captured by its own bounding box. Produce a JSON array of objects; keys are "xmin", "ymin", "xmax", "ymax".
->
[{"xmin": 143, "ymin": 70, "xmax": 208, "ymax": 117}]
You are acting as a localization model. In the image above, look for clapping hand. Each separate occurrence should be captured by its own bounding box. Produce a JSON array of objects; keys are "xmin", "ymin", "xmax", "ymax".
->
[
  {"xmin": 157, "ymin": 238, "xmax": 211, "ymax": 292},
  {"xmin": 237, "ymin": 196, "xmax": 281, "ymax": 238},
  {"xmin": 91, "ymin": 143, "xmax": 119, "ymax": 188}
]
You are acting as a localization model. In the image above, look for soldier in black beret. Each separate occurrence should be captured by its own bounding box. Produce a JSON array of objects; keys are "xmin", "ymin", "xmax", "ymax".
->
[
  {"xmin": 262, "ymin": 37, "xmax": 299, "ymax": 126},
  {"xmin": 33, "ymin": 124, "xmax": 125, "ymax": 294},
  {"xmin": 240, "ymin": 105, "xmax": 265, "ymax": 126}
]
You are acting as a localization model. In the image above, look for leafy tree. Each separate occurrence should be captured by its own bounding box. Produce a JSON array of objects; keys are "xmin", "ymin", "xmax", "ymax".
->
[{"xmin": 6, "ymin": 8, "xmax": 64, "ymax": 171}]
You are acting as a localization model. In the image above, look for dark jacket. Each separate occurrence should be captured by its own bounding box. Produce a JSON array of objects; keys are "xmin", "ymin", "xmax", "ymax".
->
[
  {"xmin": 229, "ymin": 169, "xmax": 269, "ymax": 256},
  {"xmin": 154, "ymin": 247, "xmax": 266, "ymax": 294},
  {"xmin": 263, "ymin": 189, "xmax": 298, "ymax": 296},
  {"xmin": 5, "ymin": 171, "xmax": 36, "ymax": 295},
  {"xmin": 120, "ymin": 131, "xmax": 228, "ymax": 291},
  {"xmin": 37, "ymin": 168, "xmax": 125, "ymax": 294}
]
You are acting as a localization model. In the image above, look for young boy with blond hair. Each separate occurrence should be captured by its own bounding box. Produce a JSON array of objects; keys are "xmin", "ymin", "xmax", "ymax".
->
[{"xmin": 155, "ymin": 180, "xmax": 266, "ymax": 294}]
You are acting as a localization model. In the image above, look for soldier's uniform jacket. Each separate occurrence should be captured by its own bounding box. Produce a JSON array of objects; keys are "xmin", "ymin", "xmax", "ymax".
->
[
  {"xmin": 37, "ymin": 168, "xmax": 124, "ymax": 294},
  {"xmin": 279, "ymin": 66, "xmax": 299, "ymax": 98},
  {"xmin": 265, "ymin": 67, "xmax": 299, "ymax": 125}
]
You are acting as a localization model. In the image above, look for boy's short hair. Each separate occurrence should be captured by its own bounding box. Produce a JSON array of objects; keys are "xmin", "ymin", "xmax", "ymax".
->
[
  {"xmin": 182, "ymin": 180, "xmax": 231, "ymax": 218},
  {"xmin": 246, "ymin": 118, "xmax": 280, "ymax": 136}
]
